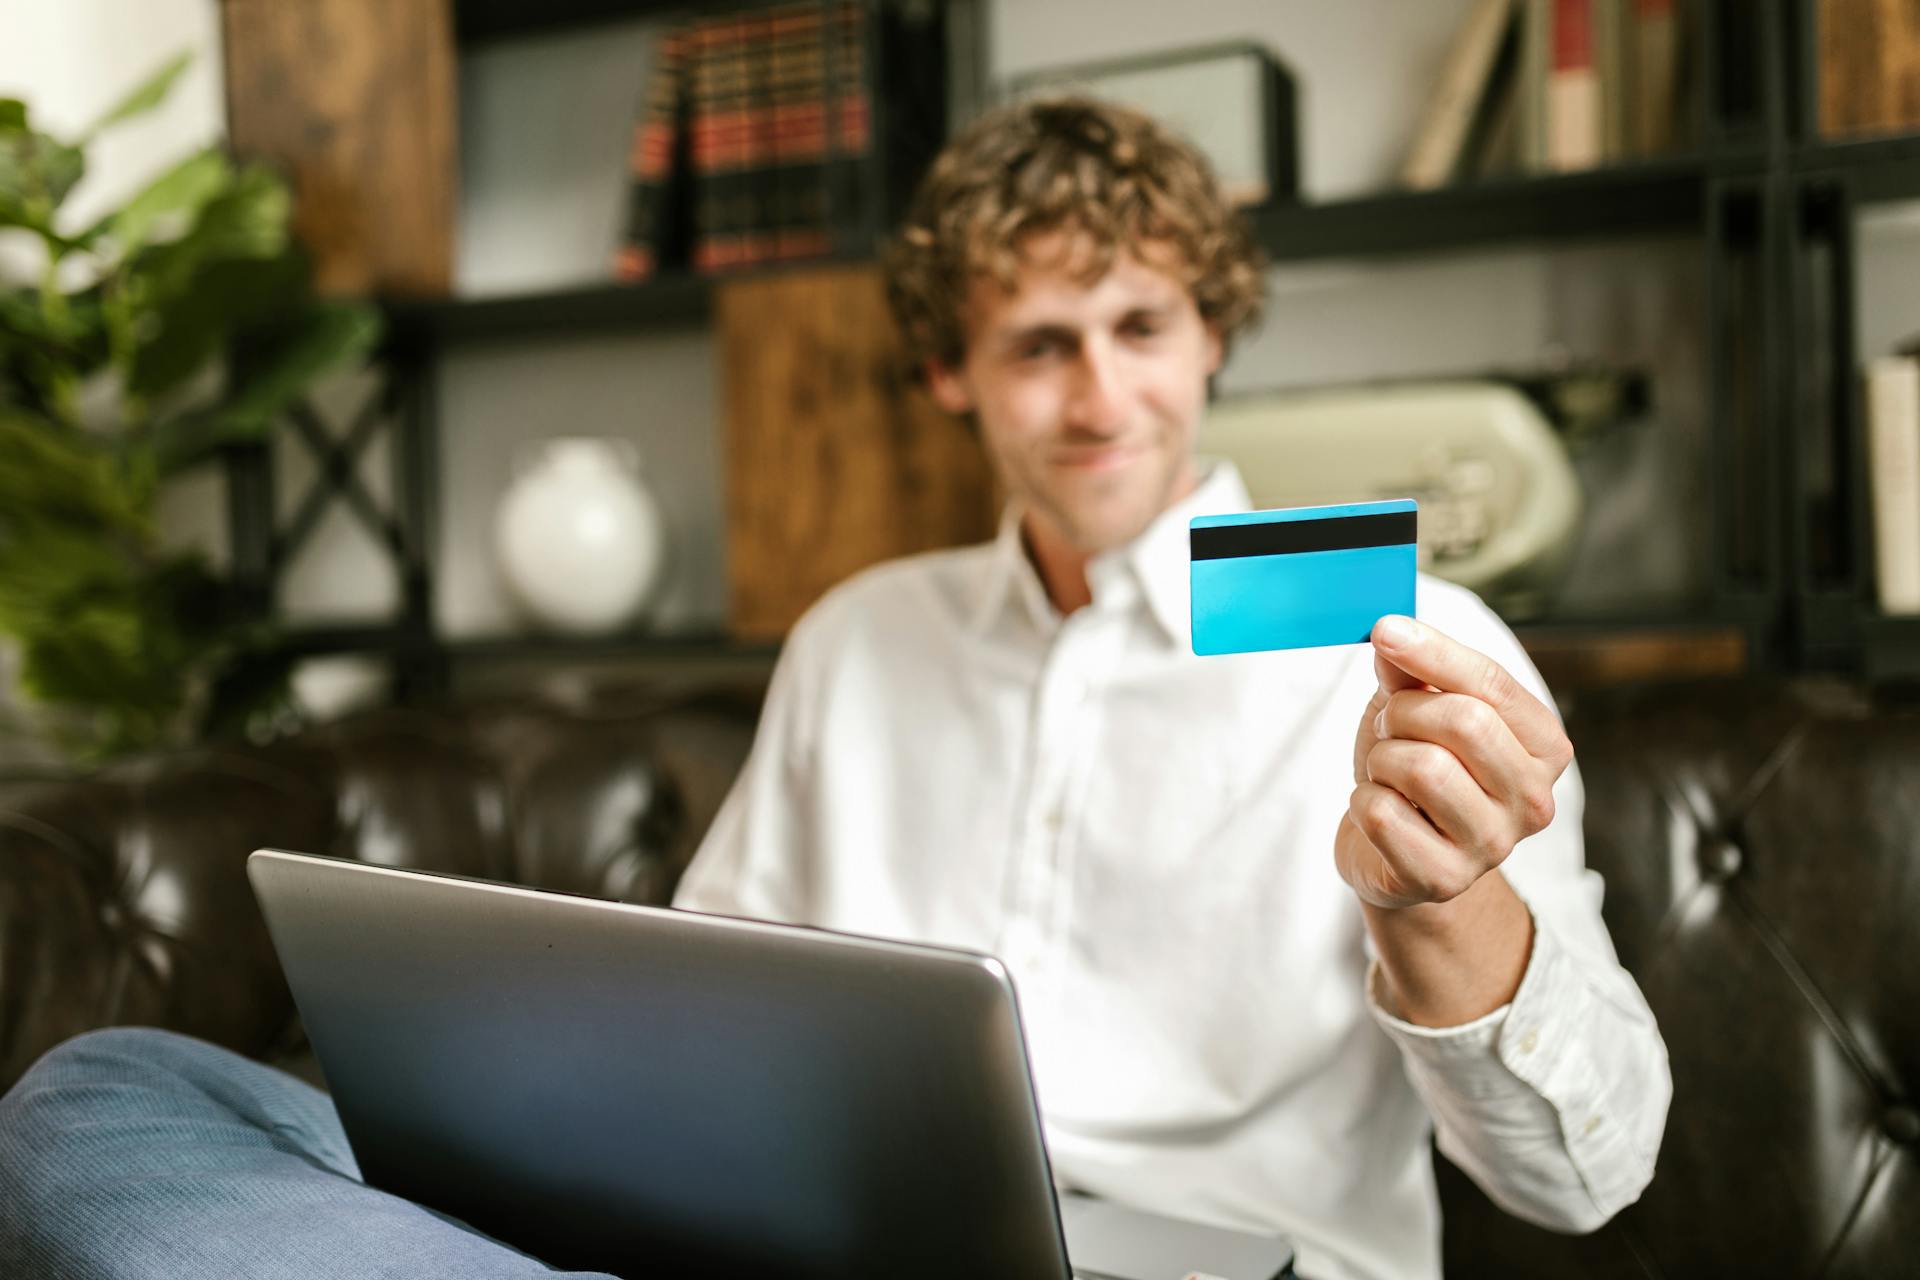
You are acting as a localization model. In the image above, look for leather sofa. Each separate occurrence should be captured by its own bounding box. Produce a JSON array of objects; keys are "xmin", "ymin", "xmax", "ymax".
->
[{"xmin": 2, "ymin": 674, "xmax": 1913, "ymax": 1277}]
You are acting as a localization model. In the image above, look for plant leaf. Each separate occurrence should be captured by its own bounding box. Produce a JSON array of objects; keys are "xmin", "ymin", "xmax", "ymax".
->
[
  {"xmin": 0, "ymin": 411, "xmax": 153, "ymax": 537},
  {"xmin": 0, "ymin": 287, "xmax": 111, "ymax": 415},
  {"xmin": 80, "ymin": 51, "xmax": 193, "ymax": 142},
  {"xmin": 80, "ymin": 147, "xmax": 232, "ymax": 255},
  {"xmin": 0, "ymin": 100, "xmax": 27, "ymax": 131},
  {"xmin": 126, "ymin": 164, "xmax": 290, "ymax": 299},
  {"xmin": 151, "ymin": 300, "xmax": 382, "ymax": 471},
  {"xmin": 0, "ymin": 129, "xmax": 86, "ymax": 231},
  {"xmin": 124, "ymin": 252, "xmax": 307, "ymax": 401}
]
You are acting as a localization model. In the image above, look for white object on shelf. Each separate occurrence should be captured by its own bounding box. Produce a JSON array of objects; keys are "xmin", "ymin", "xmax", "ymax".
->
[
  {"xmin": 1199, "ymin": 380, "xmax": 1583, "ymax": 618},
  {"xmin": 1866, "ymin": 356, "xmax": 1920, "ymax": 617},
  {"xmin": 494, "ymin": 437, "xmax": 666, "ymax": 634}
]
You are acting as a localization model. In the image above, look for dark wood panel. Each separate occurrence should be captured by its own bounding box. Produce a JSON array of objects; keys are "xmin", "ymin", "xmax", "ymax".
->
[
  {"xmin": 1517, "ymin": 622, "xmax": 1748, "ymax": 692},
  {"xmin": 1817, "ymin": 0, "xmax": 1920, "ymax": 140},
  {"xmin": 221, "ymin": 0, "xmax": 457, "ymax": 297},
  {"xmin": 718, "ymin": 264, "xmax": 997, "ymax": 639}
]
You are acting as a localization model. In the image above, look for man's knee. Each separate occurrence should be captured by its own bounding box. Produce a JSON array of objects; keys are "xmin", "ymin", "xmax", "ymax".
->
[
  {"xmin": 2, "ymin": 1026, "xmax": 290, "ymax": 1151},
  {"xmin": 7, "ymin": 1026, "xmax": 216, "ymax": 1104}
]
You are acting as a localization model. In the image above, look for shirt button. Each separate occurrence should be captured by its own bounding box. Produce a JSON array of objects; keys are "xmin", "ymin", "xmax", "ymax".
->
[
  {"xmin": 1583, "ymin": 1115, "xmax": 1603, "ymax": 1136},
  {"xmin": 1516, "ymin": 1028, "xmax": 1540, "ymax": 1054},
  {"xmin": 1045, "ymin": 811, "xmax": 1065, "ymax": 833}
]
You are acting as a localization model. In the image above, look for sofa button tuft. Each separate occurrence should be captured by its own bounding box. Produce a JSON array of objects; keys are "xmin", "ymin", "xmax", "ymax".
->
[
  {"xmin": 1699, "ymin": 836, "xmax": 1743, "ymax": 882},
  {"xmin": 1883, "ymin": 1104, "xmax": 1920, "ymax": 1146}
]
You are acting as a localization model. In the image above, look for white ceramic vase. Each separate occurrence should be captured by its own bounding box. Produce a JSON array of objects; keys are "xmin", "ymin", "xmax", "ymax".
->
[{"xmin": 494, "ymin": 437, "xmax": 665, "ymax": 634}]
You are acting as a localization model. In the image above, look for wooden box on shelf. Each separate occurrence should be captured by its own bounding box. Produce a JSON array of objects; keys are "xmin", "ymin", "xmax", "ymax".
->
[
  {"xmin": 1818, "ymin": 0, "xmax": 1920, "ymax": 140},
  {"xmin": 220, "ymin": 0, "xmax": 457, "ymax": 297},
  {"xmin": 718, "ymin": 265, "xmax": 997, "ymax": 640}
]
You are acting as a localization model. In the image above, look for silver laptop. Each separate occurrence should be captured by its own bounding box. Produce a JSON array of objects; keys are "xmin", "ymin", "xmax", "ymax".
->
[{"xmin": 248, "ymin": 848, "xmax": 1294, "ymax": 1280}]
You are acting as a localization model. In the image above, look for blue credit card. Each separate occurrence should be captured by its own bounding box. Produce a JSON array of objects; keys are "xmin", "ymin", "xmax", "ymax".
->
[{"xmin": 1190, "ymin": 499, "xmax": 1418, "ymax": 656}]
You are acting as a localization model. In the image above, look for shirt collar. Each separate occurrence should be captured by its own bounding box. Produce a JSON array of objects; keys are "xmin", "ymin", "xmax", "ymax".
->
[{"xmin": 967, "ymin": 457, "xmax": 1253, "ymax": 647}]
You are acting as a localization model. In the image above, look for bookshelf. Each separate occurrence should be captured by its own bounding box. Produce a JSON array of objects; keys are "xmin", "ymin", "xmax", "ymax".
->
[
  {"xmin": 375, "ymin": 129, "xmax": 1920, "ymax": 353},
  {"xmin": 454, "ymin": 0, "xmax": 689, "ymax": 47},
  {"xmin": 1257, "ymin": 154, "xmax": 1714, "ymax": 261},
  {"xmin": 1793, "ymin": 132, "xmax": 1920, "ymax": 199},
  {"xmin": 226, "ymin": 0, "xmax": 1920, "ymax": 689},
  {"xmin": 381, "ymin": 277, "xmax": 713, "ymax": 350}
]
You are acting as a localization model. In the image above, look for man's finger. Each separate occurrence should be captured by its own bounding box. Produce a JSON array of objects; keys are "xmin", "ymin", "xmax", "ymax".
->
[
  {"xmin": 1346, "ymin": 782, "xmax": 1478, "ymax": 905},
  {"xmin": 1364, "ymin": 738, "xmax": 1502, "ymax": 855},
  {"xmin": 1378, "ymin": 688, "xmax": 1532, "ymax": 802},
  {"xmin": 1374, "ymin": 648, "xmax": 1432, "ymax": 696},
  {"xmin": 1370, "ymin": 615, "xmax": 1566, "ymax": 763}
]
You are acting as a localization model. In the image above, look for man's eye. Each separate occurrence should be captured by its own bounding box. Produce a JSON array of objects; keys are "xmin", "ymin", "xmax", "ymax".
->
[
  {"xmin": 1123, "ymin": 318, "xmax": 1164, "ymax": 339},
  {"xmin": 1016, "ymin": 340, "xmax": 1061, "ymax": 361}
]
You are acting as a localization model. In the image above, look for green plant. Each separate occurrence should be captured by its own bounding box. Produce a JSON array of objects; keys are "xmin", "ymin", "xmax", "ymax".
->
[{"xmin": 0, "ymin": 52, "xmax": 380, "ymax": 761}]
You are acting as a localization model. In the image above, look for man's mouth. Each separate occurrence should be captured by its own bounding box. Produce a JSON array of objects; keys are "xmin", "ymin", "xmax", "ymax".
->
[{"xmin": 1052, "ymin": 443, "xmax": 1145, "ymax": 473}]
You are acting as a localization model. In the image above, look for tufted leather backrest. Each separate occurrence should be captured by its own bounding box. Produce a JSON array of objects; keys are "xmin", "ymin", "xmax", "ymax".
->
[
  {"xmin": 0, "ymin": 675, "xmax": 1913, "ymax": 1275},
  {"xmin": 0, "ymin": 687, "xmax": 762, "ymax": 1087},
  {"xmin": 0, "ymin": 747, "xmax": 337, "ymax": 1081},
  {"xmin": 1436, "ymin": 676, "xmax": 1920, "ymax": 1276}
]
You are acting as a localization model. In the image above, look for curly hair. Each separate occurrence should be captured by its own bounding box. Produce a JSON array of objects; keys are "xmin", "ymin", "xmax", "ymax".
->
[{"xmin": 882, "ymin": 96, "xmax": 1267, "ymax": 374}]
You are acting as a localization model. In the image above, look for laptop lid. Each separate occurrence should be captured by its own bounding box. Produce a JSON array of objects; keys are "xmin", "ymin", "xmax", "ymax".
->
[{"xmin": 248, "ymin": 848, "xmax": 1073, "ymax": 1280}]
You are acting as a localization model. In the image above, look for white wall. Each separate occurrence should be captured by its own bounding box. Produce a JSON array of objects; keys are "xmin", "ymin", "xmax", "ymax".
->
[
  {"xmin": 0, "ymin": 0, "xmax": 225, "ymax": 227},
  {"xmin": 10, "ymin": 0, "xmax": 1919, "ymax": 659}
]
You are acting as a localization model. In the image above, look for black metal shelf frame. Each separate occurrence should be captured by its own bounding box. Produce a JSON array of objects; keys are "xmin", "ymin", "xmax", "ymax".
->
[{"xmin": 230, "ymin": 0, "xmax": 1920, "ymax": 683}]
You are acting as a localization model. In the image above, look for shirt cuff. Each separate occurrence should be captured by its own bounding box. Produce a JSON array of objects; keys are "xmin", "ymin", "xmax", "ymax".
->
[
  {"xmin": 1364, "ymin": 960, "xmax": 1513, "ymax": 1075},
  {"xmin": 1364, "ymin": 902, "xmax": 1581, "ymax": 1097}
]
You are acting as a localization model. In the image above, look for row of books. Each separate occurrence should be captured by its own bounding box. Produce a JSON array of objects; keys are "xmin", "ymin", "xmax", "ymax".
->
[
  {"xmin": 615, "ymin": 1, "xmax": 945, "ymax": 282},
  {"xmin": 1867, "ymin": 350, "xmax": 1920, "ymax": 616},
  {"xmin": 1400, "ymin": 0, "xmax": 1691, "ymax": 190}
]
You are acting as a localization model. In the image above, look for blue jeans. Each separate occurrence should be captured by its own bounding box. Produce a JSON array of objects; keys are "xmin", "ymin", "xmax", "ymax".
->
[{"xmin": 0, "ymin": 1027, "xmax": 619, "ymax": 1278}]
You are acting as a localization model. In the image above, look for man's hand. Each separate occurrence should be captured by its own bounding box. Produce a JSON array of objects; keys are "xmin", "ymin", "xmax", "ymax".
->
[{"xmin": 1335, "ymin": 614, "xmax": 1575, "ymax": 912}]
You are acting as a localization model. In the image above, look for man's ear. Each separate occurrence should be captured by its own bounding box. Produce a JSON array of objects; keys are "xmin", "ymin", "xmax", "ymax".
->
[
  {"xmin": 925, "ymin": 359, "xmax": 974, "ymax": 416},
  {"xmin": 1203, "ymin": 323, "xmax": 1224, "ymax": 378}
]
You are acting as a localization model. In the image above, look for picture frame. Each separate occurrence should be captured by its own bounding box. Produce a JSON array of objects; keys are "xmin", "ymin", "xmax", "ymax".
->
[{"xmin": 1005, "ymin": 41, "xmax": 1299, "ymax": 207}]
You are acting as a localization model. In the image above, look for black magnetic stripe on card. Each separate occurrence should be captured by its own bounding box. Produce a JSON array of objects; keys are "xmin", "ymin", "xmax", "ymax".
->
[{"xmin": 1189, "ymin": 510, "xmax": 1418, "ymax": 561}]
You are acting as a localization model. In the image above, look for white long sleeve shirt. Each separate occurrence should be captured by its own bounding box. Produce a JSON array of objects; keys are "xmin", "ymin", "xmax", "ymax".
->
[{"xmin": 674, "ymin": 460, "xmax": 1670, "ymax": 1280}]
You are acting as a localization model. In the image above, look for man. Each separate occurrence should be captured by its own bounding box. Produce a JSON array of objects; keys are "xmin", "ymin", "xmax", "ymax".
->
[
  {"xmin": 675, "ymin": 98, "xmax": 1669, "ymax": 1280},
  {"xmin": 0, "ymin": 99, "xmax": 1666, "ymax": 1280}
]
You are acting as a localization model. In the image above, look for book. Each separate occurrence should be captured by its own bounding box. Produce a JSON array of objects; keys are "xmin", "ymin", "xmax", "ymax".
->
[
  {"xmin": 741, "ymin": 9, "xmax": 778, "ymax": 267},
  {"xmin": 694, "ymin": 2, "xmax": 876, "ymax": 272},
  {"xmin": 690, "ymin": 13, "xmax": 753, "ymax": 272},
  {"xmin": 1400, "ymin": 0, "xmax": 1519, "ymax": 190},
  {"xmin": 615, "ymin": 26, "xmax": 689, "ymax": 283},
  {"xmin": 1630, "ymin": 0, "xmax": 1682, "ymax": 156},
  {"xmin": 1819, "ymin": 0, "xmax": 1920, "ymax": 140},
  {"xmin": 620, "ymin": 1, "xmax": 946, "ymax": 278},
  {"xmin": 1866, "ymin": 356, "xmax": 1920, "ymax": 616},
  {"xmin": 1594, "ymin": 0, "xmax": 1627, "ymax": 163},
  {"xmin": 1519, "ymin": 0, "xmax": 1551, "ymax": 171},
  {"xmin": 826, "ymin": 2, "xmax": 874, "ymax": 254},
  {"xmin": 769, "ymin": 2, "xmax": 833, "ymax": 261},
  {"xmin": 1467, "ymin": 58, "xmax": 1523, "ymax": 178},
  {"xmin": 1546, "ymin": 0, "xmax": 1601, "ymax": 171}
]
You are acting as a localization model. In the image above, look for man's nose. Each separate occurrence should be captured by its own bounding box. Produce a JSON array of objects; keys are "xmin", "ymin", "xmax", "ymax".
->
[{"xmin": 1064, "ymin": 343, "xmax": 1128, "ymax": 434}]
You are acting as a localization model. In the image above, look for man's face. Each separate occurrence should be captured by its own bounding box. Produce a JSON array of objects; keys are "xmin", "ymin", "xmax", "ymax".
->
[{"xmin": 926, "ymin": 233, "xmax": 1223, "ymax": 555}]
